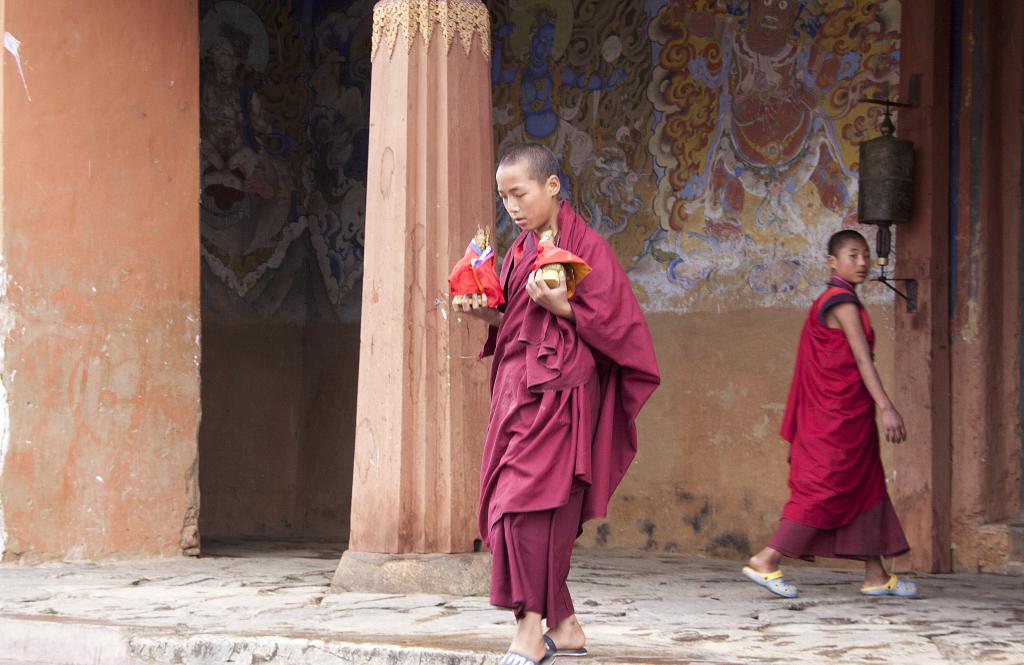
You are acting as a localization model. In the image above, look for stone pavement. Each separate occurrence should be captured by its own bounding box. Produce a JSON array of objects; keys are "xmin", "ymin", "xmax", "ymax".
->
[{"xmin": 0, "ymin": 541, "xmax": 1022, "ymax": 665}]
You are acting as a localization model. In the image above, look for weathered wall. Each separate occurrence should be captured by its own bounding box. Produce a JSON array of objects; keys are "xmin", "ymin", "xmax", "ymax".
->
[
  {"xmin": 197, "ymin": 0, "xmax": 370, "ymax": 541},
  {"xmin": 0, "ymin": 0, "xmax": 200, "ymax": 560},
  {"xmin": 579, "ymin": 307, "xmax": 895, "ymax": 558},
  {"xmin": 0, "ymin": 0, "xmax": 9, "ymax": 559}
]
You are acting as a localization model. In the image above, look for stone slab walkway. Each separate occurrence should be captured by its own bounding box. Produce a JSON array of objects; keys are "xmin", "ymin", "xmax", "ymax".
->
[{"xmin": 0, "ymin": 541, "xmax": 1021, "ymax": 664}]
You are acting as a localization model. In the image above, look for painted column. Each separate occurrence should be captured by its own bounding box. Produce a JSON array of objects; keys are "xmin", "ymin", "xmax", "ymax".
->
[
  {"xmin": 332, "ymin": 0, "xmax": 493, "ymax": 593},
  {"xmin": 890, "ymin": 0, "xmax": 953, "ymax": 573}
]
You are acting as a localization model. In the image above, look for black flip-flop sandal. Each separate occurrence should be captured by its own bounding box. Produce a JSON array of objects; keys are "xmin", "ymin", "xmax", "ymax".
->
[{"xmin": 544, "ymin": 634, "xmax": 588, "ymax": 657}]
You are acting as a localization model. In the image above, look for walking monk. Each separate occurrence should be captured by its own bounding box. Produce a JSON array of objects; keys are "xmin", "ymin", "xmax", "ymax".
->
[
  {"xmin": 744, "ymin": 230, "xmax": 917, "ymax": 599},
  {"xmin": 454, "ymin": 143, "xmax": 660, "ymax": 664}
]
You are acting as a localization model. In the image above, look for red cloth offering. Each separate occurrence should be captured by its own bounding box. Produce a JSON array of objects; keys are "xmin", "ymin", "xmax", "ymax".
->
[
  {"xmin": 478, "ymin": 200, "xmax": 660, "ymax": 546},
  {"xmin": 448, "ymin": 232, "xmax": 504, "ymax": 308},
  {"xmin": 532, "ymin": 236, "xmax": 593, "ymax": 298},
  {"xmin": 779, "ymin": 277, "xmax": 889, "ymax": 530}
]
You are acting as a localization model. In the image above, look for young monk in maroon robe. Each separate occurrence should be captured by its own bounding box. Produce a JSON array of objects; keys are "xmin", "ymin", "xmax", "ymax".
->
[
  {"xmin": 744, "ymin": 230, "xmax": 917, "ymax": 599},
  {"xmin": 453, "ymin": 143, "xmax": 660, "ymax": 665}
]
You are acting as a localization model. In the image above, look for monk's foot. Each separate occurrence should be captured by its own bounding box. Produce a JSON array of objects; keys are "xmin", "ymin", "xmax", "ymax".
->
[
  {"xmin": 545, "ymin": 614, "xmax": 586, "ymax": 652},
  {"xmin": 509, "ymin": 615, "xmax": 547, "ymax": 664},
  {"xmin": 862, "ymin": 573, "xmax": 890, "ymax": 588},
  {"xmin": 506, "ymin": 636, "xmax": 547, "ymax": 663},
  {"xmin": 862, "ymin": 557, "xmax": 890, "ymax": 588},
  {"xmin": 747, "ymin": 551, "xmax": 780, "ymax": 575}
]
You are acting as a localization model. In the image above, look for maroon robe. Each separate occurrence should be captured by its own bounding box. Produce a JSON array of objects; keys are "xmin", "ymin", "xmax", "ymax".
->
[
  {"xmin": 773, "ymin": 277, "xmax": 908, "ymax": 559},
  {"xmin": 479, "ymin": 201, "xmax": 659, "ymax": 617}
]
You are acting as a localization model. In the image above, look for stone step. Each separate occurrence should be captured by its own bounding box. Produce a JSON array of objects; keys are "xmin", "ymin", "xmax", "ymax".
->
[
  {"xmin": 0, "ymin": 610, "xmax": 737, "ymax": 663},
  {"xmin": 0, "ymin": 614, "xmax": 733, "ymax": 665},
  {"xmin": 0, "ymin": 616, "xmax": 494, "ymax": 665}
]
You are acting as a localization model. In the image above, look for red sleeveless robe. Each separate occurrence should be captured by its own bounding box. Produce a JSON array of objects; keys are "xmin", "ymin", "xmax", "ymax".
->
[{"xmin": 779, "ymin": 278, "xmax": 889, "ymax": 530}]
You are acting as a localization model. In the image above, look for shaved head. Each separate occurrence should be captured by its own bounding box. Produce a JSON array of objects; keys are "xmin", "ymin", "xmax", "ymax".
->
[
  {"xmin": 497, "ymin": 142, "xmax": 560, "ymax": 183},
  {"xmin": 828, "ymin": 229, "xmax": 868, "ymax": 256}
]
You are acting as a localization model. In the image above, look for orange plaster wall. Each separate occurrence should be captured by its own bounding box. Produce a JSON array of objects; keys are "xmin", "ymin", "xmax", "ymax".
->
[
  {"xmin": 0, "ymin": 0, "xmax": 200, "ymax": 560},
  {"xmin": 580, "ymin": 305, "xmax": 896, "ymax": 563}
]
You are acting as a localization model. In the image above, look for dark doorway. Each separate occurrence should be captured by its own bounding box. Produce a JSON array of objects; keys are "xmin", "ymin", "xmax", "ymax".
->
[{"xmin": 196, "ymin": 0, "xmax": 371, "ymax": 548}]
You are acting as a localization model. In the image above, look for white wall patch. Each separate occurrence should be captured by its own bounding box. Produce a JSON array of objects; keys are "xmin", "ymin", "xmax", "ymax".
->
[{"xmin": 4, "ymin": 32, "xmax": 31, "ymax": 101}]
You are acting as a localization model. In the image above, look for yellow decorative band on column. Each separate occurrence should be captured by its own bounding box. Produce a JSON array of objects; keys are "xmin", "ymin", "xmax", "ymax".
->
[{"xmin": 372, "ymin": 0, "xmax": 491, "ymax": 61}]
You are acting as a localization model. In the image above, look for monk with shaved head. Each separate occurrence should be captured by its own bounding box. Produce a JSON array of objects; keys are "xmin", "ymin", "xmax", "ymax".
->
[{"xmin": 454, "ymin": 142, "xmax": 660, "ymax": 665}]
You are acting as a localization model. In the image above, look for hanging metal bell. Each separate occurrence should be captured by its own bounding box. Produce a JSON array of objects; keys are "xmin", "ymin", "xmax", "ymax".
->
[{"xmin": 858, "ymin": 114, "xmax": 914, "ymax": 226}]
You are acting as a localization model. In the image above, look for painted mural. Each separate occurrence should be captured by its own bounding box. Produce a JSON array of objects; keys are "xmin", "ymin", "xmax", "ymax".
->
[
  {"xmin": 488, "ymin": 0, "xmax": 661, "ymax": 266},
  {"xmin": 199, "ymin": 0, "xmax": 372, "ymax": 321},
  {"xmin": 633, "ymin": 0, "xmax": 901, "ymax": 311},
  {"xmin": 491, "ymin": 0, "xmax": 900, "ymax": 312},
  {"xmin": 199, "ymin": 0, "xmax": 900, "ymax": 317}
]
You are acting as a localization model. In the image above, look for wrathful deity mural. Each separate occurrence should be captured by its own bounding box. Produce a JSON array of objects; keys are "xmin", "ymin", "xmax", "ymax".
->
[
  {"xmin": 635, "ymin": 0, "xmax": 901, "ymax": 311},
  {"xmin": 491, "ymin": 0, "xmax": 901, "ymax": 312},
  {"xmin": 199, "ymin": 0, "xmax": 372, "ymax": 321}
]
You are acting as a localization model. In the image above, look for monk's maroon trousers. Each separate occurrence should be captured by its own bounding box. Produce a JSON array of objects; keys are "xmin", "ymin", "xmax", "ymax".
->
[{"xmin": 489, "ymin": 487, "xmax": 585, "ymax": 624}]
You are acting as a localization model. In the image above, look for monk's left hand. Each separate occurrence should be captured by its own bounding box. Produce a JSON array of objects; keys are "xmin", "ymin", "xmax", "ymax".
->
[
  {"xmin": 881, "ymin": 404, "xmax": 907, "ymax": 444},
  {"xmin": 526, "ymin": 269, "xmax": 575, "ymax": 321}
]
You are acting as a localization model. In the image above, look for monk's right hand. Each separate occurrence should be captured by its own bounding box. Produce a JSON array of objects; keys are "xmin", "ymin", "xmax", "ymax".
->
[
  {"xmin": 451, "ymin": 294, "xmax": 502, "ymax": 327},
  {"xmin": 881, "ymin": 405, "xmax": 906, "ymax": 444}
]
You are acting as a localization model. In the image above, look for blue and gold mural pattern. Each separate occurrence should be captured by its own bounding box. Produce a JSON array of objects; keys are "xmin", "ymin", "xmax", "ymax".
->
[{"xmin": 489, "ymin": 0, "xmax": 660, "ymax": 268}]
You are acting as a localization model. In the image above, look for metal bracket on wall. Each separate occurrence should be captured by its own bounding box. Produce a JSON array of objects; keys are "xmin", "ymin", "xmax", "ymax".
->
[
  {"xmin": 874, "ymin": 272, "xmax": 918, "ymax": 313},
  {"xmin": 858, "ymin": 73, "xmax": 922, "ymax": 111}
]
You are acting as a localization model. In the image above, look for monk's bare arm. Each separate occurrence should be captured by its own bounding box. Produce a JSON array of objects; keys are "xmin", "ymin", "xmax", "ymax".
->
[
  {"xmin": 831, "ymin": 303, "xmax": 907, "ymax": 443},
  {"xmin": 452, "ymin": 296, "xmax": 503, "ymax": 327}
]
